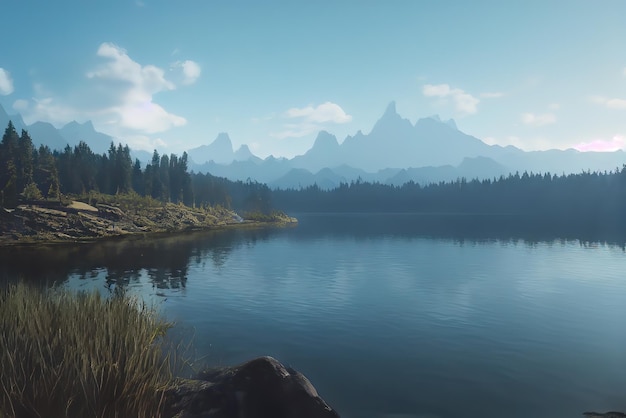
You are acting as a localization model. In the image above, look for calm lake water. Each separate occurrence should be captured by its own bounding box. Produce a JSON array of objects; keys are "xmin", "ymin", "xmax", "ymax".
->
[{"xmin": 2, "ymin": 213, "xmax": 626, "ymax": 418}]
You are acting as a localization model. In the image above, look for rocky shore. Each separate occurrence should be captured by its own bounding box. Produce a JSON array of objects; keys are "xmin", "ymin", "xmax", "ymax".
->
[
  {"xmin": 165, "ymin": 356, "xmax": 339, "ymax": 418},
  {"xmin": 0, "ymin": 197, "xmax": 296, "ymax": 245}
]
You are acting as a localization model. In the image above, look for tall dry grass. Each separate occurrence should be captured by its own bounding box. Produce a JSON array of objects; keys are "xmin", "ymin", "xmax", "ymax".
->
[{"xmin": 0, "ymin": 284, "xmax": 175, "ymax": 418}]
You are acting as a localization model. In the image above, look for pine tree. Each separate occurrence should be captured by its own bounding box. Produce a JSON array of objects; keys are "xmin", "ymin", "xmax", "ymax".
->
[
  {"xmin": 34, "ymin": 145, "xmax": 60, "ymax": 199},
  {"xmin": 17, "ymin": 129, "xmax": 35, "ymax": 194},
  {"xmin": 0, "ymin": 122, "xmax": 20, "ymax": 207}
]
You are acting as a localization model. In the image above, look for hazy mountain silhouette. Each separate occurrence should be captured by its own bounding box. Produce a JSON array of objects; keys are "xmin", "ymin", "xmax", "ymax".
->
[
  {"xmin": 186, "ymin": 101, "xmax": 626, "ymax": 189},
  {"xmin": 297, "ymin": 101, "xmax": 515, "ymax": 172},
  {"xmin": 3, "ymin": 101, "xmax": 626, "ymax": 190},
  {"xmin": 27, "ymin": 122, "xmax": 70, "ymax": 151},
  {"xmin": 59, "ymin": 120, "xmax": 114, "ymax": 155},
  {"xmin": 187, "ymin": 133, "xmax": 262, "ymax": 165},
  {"xmin": 0, "ymin": 106, "xmax": 27, "ymax": 137},
  {"xmin": 0, "ymin": 103, "xmax": 119, "ymax": 154}
]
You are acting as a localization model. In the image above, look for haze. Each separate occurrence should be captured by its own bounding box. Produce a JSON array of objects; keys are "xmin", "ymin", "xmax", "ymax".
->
[{"xmin": 1, "ymin": 0, "xmax": 625, "ymax": 159}]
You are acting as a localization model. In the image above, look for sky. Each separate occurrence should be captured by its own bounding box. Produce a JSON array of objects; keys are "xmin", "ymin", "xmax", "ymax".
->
[{"xmin": 0, "ymin": 0, "xmax": 625, "ymax": 159}]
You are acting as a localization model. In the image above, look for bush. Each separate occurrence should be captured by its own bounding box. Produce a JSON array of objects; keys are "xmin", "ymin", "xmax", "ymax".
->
[
  {"xmin": 0, "ymin": 284, "xmax": 175, "ymax": 418},
  {"xmin": 21, "ymin": 182, "xmax": 44, "ymax": 200}
]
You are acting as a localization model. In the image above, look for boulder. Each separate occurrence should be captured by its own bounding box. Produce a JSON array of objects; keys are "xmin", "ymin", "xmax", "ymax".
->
[{"xmin": 165, "ymin": 356, "xmax": 340, "ymax": 418}]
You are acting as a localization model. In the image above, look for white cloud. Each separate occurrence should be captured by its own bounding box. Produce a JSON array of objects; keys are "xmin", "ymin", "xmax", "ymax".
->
[
  {"xmin": 0, "ymin": 68, "xmax": 14, "ymax": 95},
  {"xmin": 13, "ymin": 42, "xmax": 194, "ymax": 144},
  {"xmin": 12, "ymin": 99, "xmax": 28, "ymax": 111},
  {"xmin": 272, "ymin": 102, "xmax": 352, "ymax": 139},
  {"xmin": 171, "ymin": 60, "xmax": 201, "ymax": 85},
  {"xmin": 521, "ymin": 112, "xmax": 556, "ymax": 127},
  {"xmin": 548, "ymin": 103, "xmax": 560, "ymax": 110},
  {"xmin": 591, "ymin": 95, "xmax": 626, "ymax": 110},
  {"xmin": 606, "ymin": 98, "xmax": 626, "ymax": 110},
  {"xmin": 422, "ymin": 83, "xmax": 479, "ymax": 115},
  {"xmin": 480, "ymin": 92, "xmax": 504, "ymax": 99},
  {"xmin": 14, "ymin": 97, "xmax": 78, "ymax": 126},
  {"xmin": 88, "ymin": 43, "xmax": 175, "ymax": 93},
  {"xmin": 271, "ymin": 123, "xmax": 319, "ymax": 139},
  {"xmin": 285, "ymin": 102, "xmax": 352, "ymax": 124},
  {"xmin": 117, "ymin": 101, "xmax": 186, "ymax": 134},
  {"xmin": 85, "ymin": 42, "xmax": 186, "ymax": 133}
]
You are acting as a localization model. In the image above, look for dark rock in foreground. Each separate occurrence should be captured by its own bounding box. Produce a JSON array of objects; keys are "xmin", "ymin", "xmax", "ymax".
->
[{"xmin": 165, "ymin": 356, "xmax": 340, "ymax": 418}]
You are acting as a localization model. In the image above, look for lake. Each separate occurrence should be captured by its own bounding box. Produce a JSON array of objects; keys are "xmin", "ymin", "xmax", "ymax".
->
[{"xmin": 2, "ymin": 213, "xmax": 626, "ymax": 418}]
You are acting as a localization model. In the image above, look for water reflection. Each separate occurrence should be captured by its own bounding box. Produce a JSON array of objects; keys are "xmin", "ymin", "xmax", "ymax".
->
[
  {"xmin": 1, "ymin": 214, "xmax": 625, "ymax": 288},
  {"xmin": 0, "ymin": 228, "xmax": 275, "ymax": 287},
  {"xmin": 1, "ymin": 215, "xmax": 626, "ymax": 418}
]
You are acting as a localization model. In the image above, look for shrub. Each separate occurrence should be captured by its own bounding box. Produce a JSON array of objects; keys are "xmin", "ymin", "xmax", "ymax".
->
[{"xmin": 0, "ymin": 284, "xmax": 175, "ymax": 418}]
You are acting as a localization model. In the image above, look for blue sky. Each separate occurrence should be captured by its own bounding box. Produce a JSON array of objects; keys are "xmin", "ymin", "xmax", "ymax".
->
[{"xmin": 1, "ymin": 0, "xmax": 625, "ymax": 158}]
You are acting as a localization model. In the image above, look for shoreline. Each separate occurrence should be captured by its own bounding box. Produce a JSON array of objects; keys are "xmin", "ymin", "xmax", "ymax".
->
[{"xmin": 0, "ymin": 197, "xmax": 297, "ymax": 247}]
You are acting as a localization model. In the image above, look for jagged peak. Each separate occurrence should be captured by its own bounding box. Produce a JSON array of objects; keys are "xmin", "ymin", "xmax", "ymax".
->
[
  {"xmin": 445, "ymin": 119, "xmax": 458, "ymax": 130},
  {"xmin": 234, "ymin": 144, "xmax": 255, "ymax": 159},
  {"xmin": 383, "ymin": 101, "xmax": 397, "ymax": 117},
  {"xmin": 213, "ymin": 132, "xmax": 232, "ymax": 145},
  {"xmin": 370, "ymin": 101, "xmax": 413, "ymax": 136},
  {"xmin": 236, "ymin": 144, "xmax": 251, "ymax": 153},
  {"xmin": 312, "ymin": 130, "xmax": 339, "ymax": 148}
]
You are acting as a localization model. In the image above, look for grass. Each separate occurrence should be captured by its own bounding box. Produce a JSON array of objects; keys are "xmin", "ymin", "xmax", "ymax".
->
[
  {"xmin": 243, "ymin": 210, "xmax": 296, "ymax": 223},
  {"xmin": 0, "ymin": 283, "xmax": 176, "ymax": 418}
]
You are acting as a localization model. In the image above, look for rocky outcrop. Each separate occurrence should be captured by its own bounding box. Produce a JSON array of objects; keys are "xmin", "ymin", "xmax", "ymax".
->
[
  {"xmin": 0, "ymin": 198, "xmax": 295, "ymax": 245},
  {"xmin": 583, "ymin": 413, "xmax": 626, "ymax": 418},
  {"xmin": 164, "ymin": 356, "xmax": 339, "ymax": 418}
]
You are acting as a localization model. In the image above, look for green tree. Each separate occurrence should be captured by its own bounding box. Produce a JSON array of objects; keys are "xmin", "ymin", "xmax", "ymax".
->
[
  {"xmin": 16, "ymin": 130, "xmax": 34, "ymax": 195},
  {"xmin": 131, "ymin": 158, "xmax": 144, "ymax": 195},
  {"xmin": 33, "ymin": 145, "xmax": 60, "ymax": 199},
  {"xmin": 0, "ymin": 122, "xmax": 20, "ymax": 207}
]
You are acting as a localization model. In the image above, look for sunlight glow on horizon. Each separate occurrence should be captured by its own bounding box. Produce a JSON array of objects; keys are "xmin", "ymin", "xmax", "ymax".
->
[{"xmin": 574, "ymin": 135, "xmax": 626, "ymax": 152}]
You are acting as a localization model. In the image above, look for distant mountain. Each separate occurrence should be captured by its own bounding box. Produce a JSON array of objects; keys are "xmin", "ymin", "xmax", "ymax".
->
[
  {"xmin": 187, "ymin": 133, "xmax": 261, "ymax": 165},
  {"xmin": 189, "ymin": 133, "xmax": 233, "ymax": 164},
  {"xmin": 189, "ymin": 156, "xmax": 293, "ymax": 184},
  {"xmin": 4, "ymin": 101, "xmax": 626, "ymax": 191},
  {"xmin": 187, "ymin": 102, "xmax": 626, "ymax": 189},
  {"xmin": 0, "ymin": 105, "xmax": 26, "ymax": 135},
  {"xmin": 130, "ymin": 149, "xmax": 153, "ymax": 166},
  {"xmin": 298, "ymin": 101, "xmax": 516, "ymax": 172},
  {"xmin": 290, "ymin": 131, "xmax": 343, "ymax": 172},
  {"xmin": 27, "ymin": 121, "xmax": 70, "ymax": 151},
  {"xmin": 0, "ymin": 104, "xmax": 155, "ymax": 160},
  {"xmin": 59, "ymin": 120, "xmax": 115, "ymax": 155},
  {"xmin": 234, "ymin": 144, "xmax": 261, "ymax": 162},
  {"xmin": 270, "ymin": 167, "xmax": 349, "ymax": 190},
  {"xmin": 0, "ymin": 104, "xmax": 120, "ymax": 153},
  {"xmin": 457, "ymin": 156, "xmax": 508, "ymax": 180}
]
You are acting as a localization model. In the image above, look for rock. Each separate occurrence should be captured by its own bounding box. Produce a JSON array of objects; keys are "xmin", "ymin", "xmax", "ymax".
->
[
  {"xmin": 165, "ymin": 356, "xmax": 340, "ymax": 418},
  {"xmin": 583, "ymin": 413, "xmax": 626, "ymax": 418}
]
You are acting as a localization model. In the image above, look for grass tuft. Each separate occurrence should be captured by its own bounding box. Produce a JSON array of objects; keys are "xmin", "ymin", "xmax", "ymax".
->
[{"xmin": 0, "ymin": 283, "xmax": 175, "ymax": 418}]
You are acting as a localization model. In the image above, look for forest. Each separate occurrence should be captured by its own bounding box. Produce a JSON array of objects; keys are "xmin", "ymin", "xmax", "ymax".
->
[
  {"xmin": 3, "ymin": 120, "xmax": 626, "ymax": 231},
  {"xmin": 272, "ymin": 169, "xmax": 626, "ymax": 228},
  {"xmin": 0, "ymin": 121, "xmax": 273, "ymax": 213}
]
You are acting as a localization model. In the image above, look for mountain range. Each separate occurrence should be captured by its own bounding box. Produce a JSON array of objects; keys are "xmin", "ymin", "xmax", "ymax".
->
[
  {"xmin": 2, "ymin": 102, "xmax": 626, "ymax": 190},
  {"xmin": 186, "ymin": 102, "xmax": 626, "ymax": 188},
  {"xmin": 0, "ymin": 104, "xmax": 147, "ymax": 160}
]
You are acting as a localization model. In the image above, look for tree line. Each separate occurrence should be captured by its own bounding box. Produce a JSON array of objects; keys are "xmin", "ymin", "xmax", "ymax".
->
[
  {"xmin": 0, "ymin": 121, "xmax": 273, "ymax": 213},
  {"xmin": 271, "ymin": 167, "xmax": 626, "ymax": 228}
]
